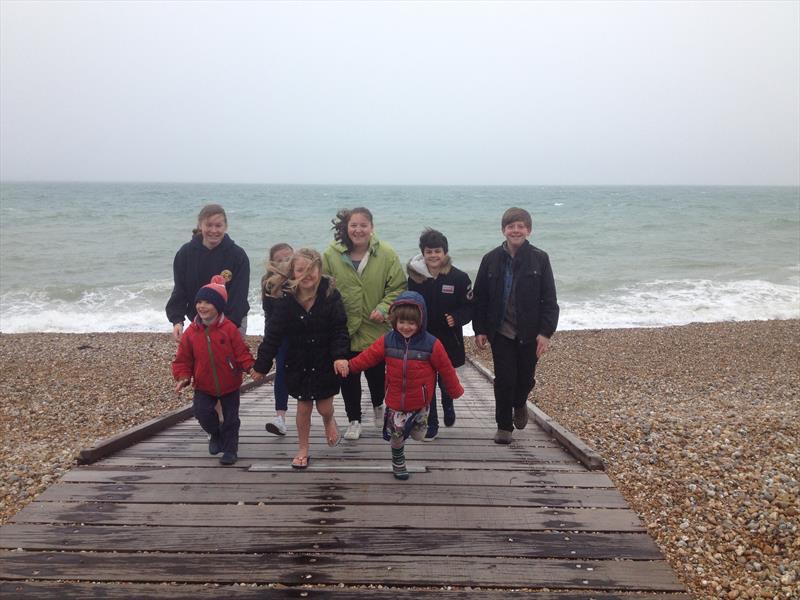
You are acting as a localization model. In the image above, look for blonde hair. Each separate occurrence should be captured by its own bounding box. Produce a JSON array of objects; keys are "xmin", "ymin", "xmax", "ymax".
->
[{"xmin": 265, "ymin": 248, "xmax": 333, "ymax": 298}]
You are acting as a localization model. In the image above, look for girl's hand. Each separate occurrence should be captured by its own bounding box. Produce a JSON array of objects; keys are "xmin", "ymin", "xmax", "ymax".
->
[
  {"xmin": 174, "ymin": 378, "xmax": 191, "ymax": 393},
  {"xmin": 369, "ymin": 309, "xmax": 385, "ymax": 323},
  {"xmin": 334, "ymin": 360, "xmax": 350, "ymax": 377}
]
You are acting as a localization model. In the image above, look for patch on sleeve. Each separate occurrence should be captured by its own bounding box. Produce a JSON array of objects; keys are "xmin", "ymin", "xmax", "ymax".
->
[
  {"xmin": 220, "ymin": 270, "xmax": 233, "ymax": 282},
  {"xmin": 441, "ymin": 284, "xmax": 455, "ymax": 294}
]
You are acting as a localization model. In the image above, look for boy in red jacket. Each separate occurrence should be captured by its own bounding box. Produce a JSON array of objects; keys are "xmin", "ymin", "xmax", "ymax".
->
[
  {"xmin": 172, "ymin": 275, "xmax": 255, "ymax": 465},
  {"xmin": 346, "ymin": 291, "xmax": 464, "ymax": 480}
]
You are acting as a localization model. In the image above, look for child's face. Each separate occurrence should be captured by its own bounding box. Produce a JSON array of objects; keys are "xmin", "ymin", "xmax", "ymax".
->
[
  {"xmin": 396, "ymin": 319, "xmax": 419, "ymax": 338},
  {"xmin": 293, "ymin": 257, "xmax": 321, "ymax": 292},
  {"xmin": 422, "ymin": 247, "xmax": 447, "ymax": 271},
  {"xmin": 502, "ymin": 220, "xmax": 531, "ymax": 250},
  {"xmin": 272, "ymin": 247, "xmax": 293, "ymax": 264},
  {"xmin": 195, "ymin": 299, "xmax": 219, "ymax": 321}
]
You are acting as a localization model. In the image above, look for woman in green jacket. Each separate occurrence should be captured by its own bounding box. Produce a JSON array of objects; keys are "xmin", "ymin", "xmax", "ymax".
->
[{"xmin": 322, "ymin": 207, "xmax": 406, "ymax": 440}]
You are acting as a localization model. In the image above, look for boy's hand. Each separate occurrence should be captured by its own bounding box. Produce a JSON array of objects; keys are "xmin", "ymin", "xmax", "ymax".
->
[
  {"xmin": 536, "ymin": 334, "xmax": 550, "ymax": 358},
  {"xmin": 334, "ymin": 360, "xmax": 349, "ymax": 377},
  {"xmin": 475, "ymin": 334, "xmax": 488, "ymax": 349},
  {"xmin": 174, "ymin": 378, "xmax": 191, "ymax": 393},
  {"xmin": 445, "ymin": 313, "xmax": 455, "ymax": 327}
]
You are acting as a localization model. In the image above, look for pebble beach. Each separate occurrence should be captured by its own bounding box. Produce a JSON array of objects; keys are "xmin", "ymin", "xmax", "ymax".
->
[{"xmin": 1, "ymin": 320, "xmax": 798, "ymax": 599}]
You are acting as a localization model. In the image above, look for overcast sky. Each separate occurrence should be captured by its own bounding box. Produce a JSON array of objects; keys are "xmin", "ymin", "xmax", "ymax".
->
[{"xmin": 1, "ymin": 1, "xmax": 798, "ymax": 185}]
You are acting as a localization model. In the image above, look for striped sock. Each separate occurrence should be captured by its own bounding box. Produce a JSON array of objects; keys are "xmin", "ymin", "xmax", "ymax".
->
[{"xmin": 391, "ymin": 447, "xmax": 409, "ymax": 480}]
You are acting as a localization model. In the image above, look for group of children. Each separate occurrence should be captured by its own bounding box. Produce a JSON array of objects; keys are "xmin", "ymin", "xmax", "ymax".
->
[{"xmin": 171, "ymin": 207, "xmax": 559, "ymax": 479}]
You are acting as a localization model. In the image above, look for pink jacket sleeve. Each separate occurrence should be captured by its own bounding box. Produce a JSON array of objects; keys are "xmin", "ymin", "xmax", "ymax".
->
[
  {"xmin": 431, "ymin": 340, "xmax": 464, "ymax": 399},
  {"xmin": 349, "ymin": 336, "xmax": 387, "ymax": 374}
]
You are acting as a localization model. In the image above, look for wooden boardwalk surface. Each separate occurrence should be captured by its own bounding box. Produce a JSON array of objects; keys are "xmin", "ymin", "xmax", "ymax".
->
[{"xmin": 0, "ymin": 364, "xmax": 689, "ymax": 599}]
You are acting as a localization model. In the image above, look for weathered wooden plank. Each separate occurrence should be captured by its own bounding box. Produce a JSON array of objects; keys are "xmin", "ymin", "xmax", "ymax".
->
[
  {"xmin": 113, "ymin": 443, "xmax": 578, "ymax": 462},
  {"xmin": 93, "ymin": 456, "xmax": 585, "ymax": 471},
  {"xmin": 11, "ymin": 502, "xmax": 646, "ymax": 531},
  {"xmin": 37, "ymin": 482, "xmax": 629, "ymax": 508},
  {"xmin": 150, "ymin": 431, "xmax": 562, "ymax": 446},
  {"xmin": 0, "ymin": 523, "xmax": 665, "ymax": 559},
  {"xmin": 0, "ymin": 551, "xmax": 685, "ymax": 591},
  {"xmin": 0, "ymin": 581, "xmax": 694, "ymax": 600},
  {"xmin": 61, "ymin": 466, "xmax": 615, "ymax": 487}
]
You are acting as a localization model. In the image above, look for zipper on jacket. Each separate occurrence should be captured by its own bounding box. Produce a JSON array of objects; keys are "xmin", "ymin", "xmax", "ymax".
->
[
  {"xmin": 401, "ymin": 337, "xmax": 409, "ymax": 411},
  {"xmin": 204, "ymin": 326, "xmax": 222, "ymax": 398}
]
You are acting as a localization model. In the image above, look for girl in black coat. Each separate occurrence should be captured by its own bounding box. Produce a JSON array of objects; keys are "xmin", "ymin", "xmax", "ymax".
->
[{"xmin": 253, "ymin": 248, "xmax": 350, "ymax": 468}]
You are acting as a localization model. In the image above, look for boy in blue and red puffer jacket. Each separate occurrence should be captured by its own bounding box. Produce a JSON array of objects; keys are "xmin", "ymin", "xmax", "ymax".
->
[
  {"xmin": 346, "ymin": 291, "xmax": 463, "ymax": 480},
  {"xmin": 172, "ymin": 275, "xmax": 255, "ymax": 466}
]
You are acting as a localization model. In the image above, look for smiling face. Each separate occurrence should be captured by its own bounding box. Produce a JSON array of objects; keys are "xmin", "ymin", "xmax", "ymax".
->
[
  {"xmin": 293, "ymin": 256, "xmax": 321, "ymax": 293},
  {"xmin": 199, "ymin": 213, "xmax": 228, "ymax": 249},
  {"xmin": 396, "ymin": 319, "xmax": 419, "ymax": 339},
  {"xmin": 347, "ymin": 211, "xmax": 374, "ymax": 251},
  {"xmin": 502, "ymin": 220, "xmax": 531, "ymax": 252},
  {"xmin": 422, "ymin": 247, "xmax": 447, "ymax": 272},
  {"xmin": 195, "ymin": 299, "xmax": 219, "ymax": 322}
]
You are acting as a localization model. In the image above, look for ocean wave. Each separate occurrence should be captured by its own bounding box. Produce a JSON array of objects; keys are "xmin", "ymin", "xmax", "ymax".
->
[{"xmin": 1, "ymin": 278, "xmax": 798, "ymax": 334}]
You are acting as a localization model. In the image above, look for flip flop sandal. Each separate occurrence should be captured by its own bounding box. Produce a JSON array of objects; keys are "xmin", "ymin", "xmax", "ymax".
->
[{"xmin": 291, "ymin": 455, "xmax": 309, "ymax": 469}]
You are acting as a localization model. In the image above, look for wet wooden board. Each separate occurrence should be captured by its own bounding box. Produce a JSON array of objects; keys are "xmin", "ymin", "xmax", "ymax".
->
[
  {"xmin": 61, "ymin": 465, "xmax": 616, "ymax": 487},
  {"xmin": 0, "ymin": 362, "xmax": 686, "ymax": 597},
  {"xmin": 37, "ymin": 481, "xmax": 630, "ymax": 507},
  {"xmin": 0, "ymin": 551, "xmax": 684, "ymax": 590},
  {"xmin": 1, "ymin": 582, "xmax": 693, "ymax": 600}
]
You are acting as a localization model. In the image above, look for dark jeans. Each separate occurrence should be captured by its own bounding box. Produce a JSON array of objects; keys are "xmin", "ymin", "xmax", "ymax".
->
[
  {"xmin": 490, "ymin": 334, "xmax": 538, "ymax": 432},
  {"xmin": 193, "ymin": 389, "xmax": 241, "ymax": 454},
  {"xmin": 427, "ymin": 374, "xmax": 454, "ymax": 427},
  {"xmin": 273, "ymin": 338, "xmax": 289, "ymax": 412},
  {"xmin": 341, "ymin": 350, "xmax": 385, "ymax": 422}
]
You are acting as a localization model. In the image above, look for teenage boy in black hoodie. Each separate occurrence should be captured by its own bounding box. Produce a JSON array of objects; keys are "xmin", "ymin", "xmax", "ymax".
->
[
  {"xmin": 473, "ymin": 208, "xmax": 559, "ymax": 445},
  {"xmin": 407, "ymin": 228, "xmax": 473, "ymax": 441}
]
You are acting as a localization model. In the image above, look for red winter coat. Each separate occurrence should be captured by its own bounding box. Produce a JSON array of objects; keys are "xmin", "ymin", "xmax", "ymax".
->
[
  {"xmin": 172, "ymin": 315, "xmax": 255, "ymax": 397},
  {"xmin": 349, "ymin": 290, "xmax": 464, "ymax": 412}
]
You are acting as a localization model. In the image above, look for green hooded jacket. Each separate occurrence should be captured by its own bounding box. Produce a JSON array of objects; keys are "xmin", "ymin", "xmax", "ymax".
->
[{"xmin": 322, "ymin": 235, "xmax": 407, "ymax": 351}]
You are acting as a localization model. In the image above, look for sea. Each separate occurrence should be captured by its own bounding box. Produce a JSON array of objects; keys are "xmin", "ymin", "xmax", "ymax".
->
[{"xmin": 1, "ymin": 182, "xmax": 798, "ymax": 336}]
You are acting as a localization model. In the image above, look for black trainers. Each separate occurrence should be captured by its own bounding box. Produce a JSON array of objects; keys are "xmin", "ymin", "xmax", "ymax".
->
[
  {"xmin": 423, "ymin": 423, "xmax": 438, "ymax": 442},
  {"xmin": 219, "ymin": 452, "xmax": 238, "ymax": 465},
  {"xmin": 442, "ymin": 402, "xmax": 456, "ymax": 427},
  {"xmin": 208, "ymin": 432, "xmax": 222, "ymax": 455},
  {"xmin": 513, "ymin": 404, "xmax": 529, "ymax": 430}
]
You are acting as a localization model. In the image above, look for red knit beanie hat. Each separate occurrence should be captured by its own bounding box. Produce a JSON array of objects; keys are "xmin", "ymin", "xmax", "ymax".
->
[{"xmin": 194, "ymin": 275, "xmax": 228, "ymax": 314}]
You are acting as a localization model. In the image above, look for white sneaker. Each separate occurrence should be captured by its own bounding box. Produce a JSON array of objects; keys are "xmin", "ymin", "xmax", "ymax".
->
[
  {"xmin": 265, "ymin": 415, "xmax": 287, "ymax": 436},
  {"xmin": 343, "ymin": 420, "xmax": 362, "ymax": 440},
  {"xmin": 373, "ymin": 404, "xmax": 385, "ymax": 429}
]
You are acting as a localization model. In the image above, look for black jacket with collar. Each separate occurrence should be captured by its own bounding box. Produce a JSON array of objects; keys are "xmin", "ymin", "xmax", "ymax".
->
[
  {"xmin": 406, "ymin": 255, "xmax": 473, "ymax": 368},
  {"xmin": 166, "ymin": 234, "xmax": 250, "ymax": 327},
  {"xmin": 254, "ymin": 277, "xmax": 350, "ymax": 401},
  {"xmin": 472, "ymin": 240, "xmax": 559, "ymax": 344}
]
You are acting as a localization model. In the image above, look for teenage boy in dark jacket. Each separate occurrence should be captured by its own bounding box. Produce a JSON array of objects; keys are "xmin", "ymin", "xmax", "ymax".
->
[
  {"xmin": 473, "ymin": 207, "xmax": 559, "ymax": 444},
  {"xmin": 407, "ymin": 228, "xmax": 473, "ymax": 440}
]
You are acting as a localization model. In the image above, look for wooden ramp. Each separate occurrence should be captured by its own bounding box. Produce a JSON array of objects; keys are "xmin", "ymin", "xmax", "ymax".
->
[{"xmin": 0, "ymin": 364, "xmax": 688, "ymax": 599}]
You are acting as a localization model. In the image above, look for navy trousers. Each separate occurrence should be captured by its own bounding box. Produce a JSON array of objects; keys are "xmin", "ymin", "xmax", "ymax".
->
[
  {"xmin": 193, "ymin": 389, "xmax": 241, "ymax": 455},
  {"xmin": 490, "ymin": 334, "xmax": 538, "ymax": 432}
]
